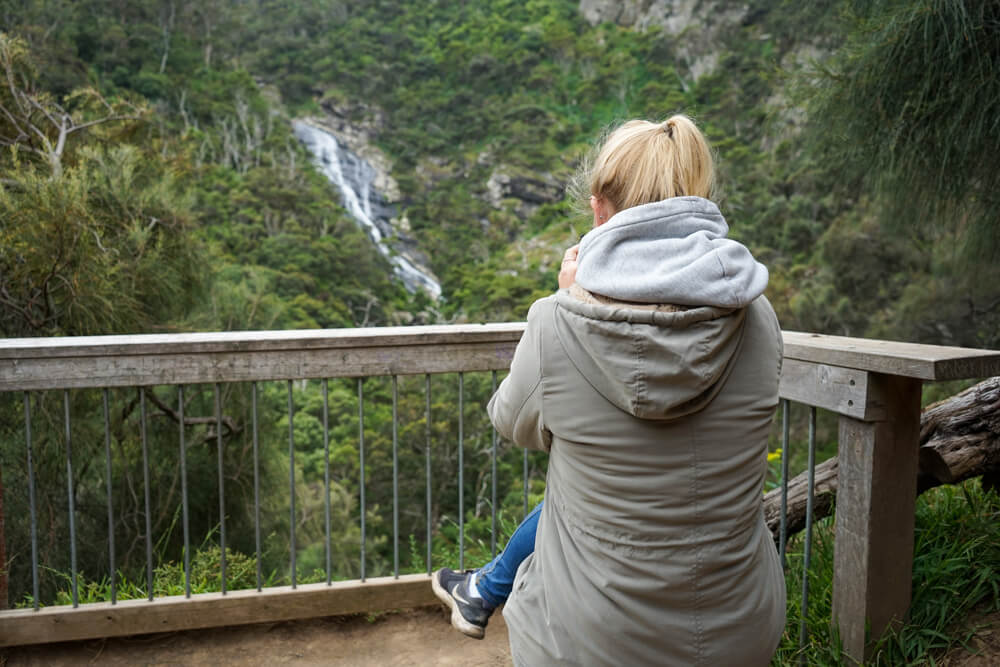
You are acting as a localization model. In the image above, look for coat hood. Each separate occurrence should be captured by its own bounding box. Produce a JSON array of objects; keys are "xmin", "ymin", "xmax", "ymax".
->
[
  {"xmin": 553, "ymin": 289, "xmax": 748, "ymax": 421},
  {"xmin": 559, "ymin": 196, "xmax": 765, "ymax": 420},
  {"xmin": 575, "ymin": 196, "xmax": 768, "ymax": 308}
]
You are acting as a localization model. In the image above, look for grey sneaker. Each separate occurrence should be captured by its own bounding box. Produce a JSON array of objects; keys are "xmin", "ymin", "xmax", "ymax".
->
[{"xmin": 432, "ymin": 568, "xmax": 495, "ymax": 639}]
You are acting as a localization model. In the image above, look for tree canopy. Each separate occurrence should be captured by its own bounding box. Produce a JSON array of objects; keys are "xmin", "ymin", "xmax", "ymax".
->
[{"xmin": 808, "ymin": 0, "xmax": 1000, "ymax": 258}]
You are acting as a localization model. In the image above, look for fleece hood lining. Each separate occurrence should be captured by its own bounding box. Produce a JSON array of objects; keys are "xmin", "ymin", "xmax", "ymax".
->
[{"xmin": 575, "ymin": 196, "xmax": 769, "ymax": 309}]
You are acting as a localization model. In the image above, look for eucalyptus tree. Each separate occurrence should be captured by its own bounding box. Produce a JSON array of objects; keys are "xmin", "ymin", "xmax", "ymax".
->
[{"xmin": 808, "ymin": 0, "xmax": 1000, "ymax": 257}]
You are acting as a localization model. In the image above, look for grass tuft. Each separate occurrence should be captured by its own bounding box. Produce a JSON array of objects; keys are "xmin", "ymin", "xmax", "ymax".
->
[{"xmin": 773, "ymin": 478, "xmax": 1000, "ymax": 665}]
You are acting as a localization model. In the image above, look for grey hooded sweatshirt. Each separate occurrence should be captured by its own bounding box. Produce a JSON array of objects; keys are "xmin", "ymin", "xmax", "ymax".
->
[{"xmin": 488, "ymin": 197, "xmax": 785, "ymax": 666}]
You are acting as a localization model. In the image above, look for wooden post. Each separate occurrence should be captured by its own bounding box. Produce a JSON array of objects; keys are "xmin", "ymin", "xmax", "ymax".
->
[{"xmin": 832, "ymin": 373, "xmax": 922, "ymax": 661}]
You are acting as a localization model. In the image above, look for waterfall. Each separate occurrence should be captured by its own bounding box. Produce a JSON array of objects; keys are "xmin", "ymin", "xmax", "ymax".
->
[{"xmin": 293, "ymin": 120, "xmax": 442, "ymax": 300}]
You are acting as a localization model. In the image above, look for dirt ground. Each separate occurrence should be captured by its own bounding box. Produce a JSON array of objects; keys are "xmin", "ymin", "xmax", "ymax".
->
[
  {"xmin": 3, "ymin": 606, "xmax": 999, "ymax": 666},
  {"xmin": 0, "ymin": 606, "xmax": 512, "ymax": 667},
  {"xmin": 938, "ymin": 608, "xmax": 1000, "ymax": 667}
]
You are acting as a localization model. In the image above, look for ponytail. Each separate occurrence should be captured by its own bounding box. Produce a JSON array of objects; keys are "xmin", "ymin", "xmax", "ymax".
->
[{"xmin": 585, "ymin": 114, "xmax": 715, "ymax": 211}]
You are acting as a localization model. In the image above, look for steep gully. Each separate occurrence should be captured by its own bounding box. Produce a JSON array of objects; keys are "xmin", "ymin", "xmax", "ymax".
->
[{"xmin": 292, "ymin": 120, "xmax": 442, "ymax": 300}]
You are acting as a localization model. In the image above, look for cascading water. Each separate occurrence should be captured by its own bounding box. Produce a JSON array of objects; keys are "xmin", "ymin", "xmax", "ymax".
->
[{"xmin": 293, "ymin": 120, "xmax": 442, "ymax": 300}]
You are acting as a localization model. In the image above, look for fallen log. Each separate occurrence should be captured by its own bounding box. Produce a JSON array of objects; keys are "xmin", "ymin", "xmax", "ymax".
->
[
  {"xmin": 763, "ymin": 457, "xmax": 837, "ymax": 543},
  {"xmin": 764, "ymin": 376, "xmax": 1000, "ymax": 544},
  {"xmin": 918, "ymin": 377, "xmax": 1000, "ymax": 491}
]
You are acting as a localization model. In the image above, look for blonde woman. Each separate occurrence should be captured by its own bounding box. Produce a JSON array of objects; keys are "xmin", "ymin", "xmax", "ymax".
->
[{"xmin": 434, "ymin": 115, "xmax": 785, "ymax": 666}]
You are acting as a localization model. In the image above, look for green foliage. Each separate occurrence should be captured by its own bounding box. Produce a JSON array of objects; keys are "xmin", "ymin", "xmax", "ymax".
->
[
  {"xmin": 4, "ymin": 0, "xmax": 995, "ymax": 342},
  {"xmin": 807, "ymin": 0, "xmax": 1000, "ymax": 260},
  {"xmin": 0, "ymin": 142, "xmax": 202, "ymax": 336},
  {"xmin": 772, "ymin": 479, "xmax": 1000, "ymax": 665},
  {"xmin": 19, "ymin": 545, "xmax": 263, "ymax": 607}
]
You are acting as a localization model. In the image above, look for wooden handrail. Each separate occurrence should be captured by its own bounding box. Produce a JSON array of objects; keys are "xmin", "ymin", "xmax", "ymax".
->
[
  {"xmin": 783, "ymin": 331, "xmax": 1000, "ymax": 381},
  {"xmin": 0, "ymin": 324, "xmax": 528, "ymax": 359},
  {"xmin": 3, "ymin": 326, "xmax": 998, "ymax": 392},
  {"xmin": 0, "ymin": 324, "xmax": 526, "ymax": 390}
]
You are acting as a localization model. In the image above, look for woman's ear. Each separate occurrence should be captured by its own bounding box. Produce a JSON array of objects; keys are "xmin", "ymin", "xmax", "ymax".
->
[
  {"xmin": 590, "ymin": 195, "xmax": 616, "ymax": 227},
  {"xmin": 590, "ymin": 194, "xmax": 609, "ymax": 227}
]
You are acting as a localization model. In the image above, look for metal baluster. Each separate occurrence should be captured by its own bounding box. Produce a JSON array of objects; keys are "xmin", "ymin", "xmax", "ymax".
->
[
  {"xmin": 799, "ymin": 406, "xmax": 818, "ymax": 655},
  {"xmin": 425, "ymin": 374, "xmax": 432, "ymax": 575},
  {"xmin": 392, "ymin": 375, "xmax": 399, "ymax": 579},
  {"xmin": 323, "ymin": 379, "xmax": 331, "ymax": 586},
  {"xmin": 63, "ymin": 390, "xmax": 78, "ymax": 607},
  {"xmin": 491, "ymin": 371, "xmax": 498, "ymax": 559},
  {"xmin": 458, "ymin": 372, "xmax": 464, "ymax": 571},
  {"xmin": 359, "ymin": 378, "xmax": 366, "ymax": 582},
  {"xmin": 24, "ymin": 393, "xmax": 39, "ymax": 611},
  {"xmin": 779, "ymin": 399, "xmax": 790, "ymax": 568},
  {"xmin": 288, "ymin": 380, "xmax": 297, "ymax": 589},
  {"xmin": 252, "ymin": 382, "xmax": 262, "ymax": 592},
  {"xmin": 179, "ymin": 386, "xmax": 191, "ymax": 598},
  {"xmin": 103, "ymin": 389, "xmax": 116, "ymax": 604},
  {"xmin": 215, "ymin": 383, "xmax": 227, "ymax": 594},
  {"xmin": 140, "ymin": 389, "xmax": 153, "ymax": 600}
]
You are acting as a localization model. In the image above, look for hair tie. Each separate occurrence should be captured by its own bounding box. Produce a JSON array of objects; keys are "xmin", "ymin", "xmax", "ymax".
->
[{"xmin": 663, "ymin": 121, "xmax": 674, "ymax": 139}]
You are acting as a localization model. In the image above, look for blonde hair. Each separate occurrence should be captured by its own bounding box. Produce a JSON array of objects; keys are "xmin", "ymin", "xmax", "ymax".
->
[{"xmin": 584, "ymin": 115, "xmax": 715, "ymax": 211}]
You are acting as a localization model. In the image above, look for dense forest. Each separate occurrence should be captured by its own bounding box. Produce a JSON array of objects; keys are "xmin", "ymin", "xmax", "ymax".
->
[{"xmin": 1, "ymin": 0, "xmax": 998, "ymax": 620}]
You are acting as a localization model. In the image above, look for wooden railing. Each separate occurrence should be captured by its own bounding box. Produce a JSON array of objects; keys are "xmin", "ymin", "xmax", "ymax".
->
[
  {"xmin": 1, "ymin": 325, "xmax": 998, "ymax": 661},
  {"xmin": 780, "ymin": 332, "xmax": 999, "ymax": 658}
]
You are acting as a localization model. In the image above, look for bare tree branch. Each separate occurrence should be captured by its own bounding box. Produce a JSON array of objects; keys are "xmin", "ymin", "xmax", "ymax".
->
[
  {"xmin": 1, "ymin": 35, "xmax": 146, "ymax": 178},
  {"xmin": 143, "ymin": 387, "xmax": 241, "ymax": 437}
]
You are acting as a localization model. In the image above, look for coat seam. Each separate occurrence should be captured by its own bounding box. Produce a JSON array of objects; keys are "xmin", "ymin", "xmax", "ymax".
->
[
  {"xmin": 690, "ymin": 421, "xmax": 706, "ymax": 664},
  {"xmin": 633, "ymin": 325, "xmax": 646, "ymax": 414}
]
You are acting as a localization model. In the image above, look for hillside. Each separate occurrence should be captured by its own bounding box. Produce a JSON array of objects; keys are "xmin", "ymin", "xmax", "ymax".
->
[{"xmin": 4, "ymin": 0, "xmax": 997, "ymax": 348}]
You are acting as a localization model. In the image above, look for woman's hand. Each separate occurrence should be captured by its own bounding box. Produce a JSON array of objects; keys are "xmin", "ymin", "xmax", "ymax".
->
[{"xmin": 558, "ymin": 244, "xmax": 580, "ymax": 289}]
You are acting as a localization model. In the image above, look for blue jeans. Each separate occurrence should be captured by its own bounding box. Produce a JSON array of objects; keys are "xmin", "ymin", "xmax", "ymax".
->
[{"xmin": 475, "ymin": 501, "xmax": 543, "ymax": 608}]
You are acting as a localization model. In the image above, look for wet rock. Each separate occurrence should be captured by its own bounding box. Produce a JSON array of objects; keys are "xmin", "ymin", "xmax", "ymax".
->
[{"xmin": 486, "ymin": 167, "xmax": 565, "ymax": 218}]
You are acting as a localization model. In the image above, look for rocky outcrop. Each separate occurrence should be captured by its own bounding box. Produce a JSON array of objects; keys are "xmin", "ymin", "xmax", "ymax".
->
[
  {"xmin": 486, "ymin": 167, "xmax": 565, "ymax": 217},
  {"xmin": 313, "ymin": 99, "xmax": 400, "ymax": 202},
  {"xmin": 486, "ymin": 166, "xmax": 565, "ymax": 208},
  {"xmin": 579, "ymin": 0, "xmax": 749, "ymax": 35},
  {"xmin": 578, "ymin": 0, "xmax": 749, "ymax": 81}
]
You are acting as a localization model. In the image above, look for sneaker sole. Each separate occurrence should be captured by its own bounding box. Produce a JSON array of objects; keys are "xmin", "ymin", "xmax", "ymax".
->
[{"xmin": 431, "ymin": 570, "xmax": 486, "ymax": 640}]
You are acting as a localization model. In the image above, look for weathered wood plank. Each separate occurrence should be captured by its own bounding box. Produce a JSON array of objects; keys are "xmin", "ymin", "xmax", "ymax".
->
[
  {"xmin": 0, "ymin": 341, "xmax": 520, "ymax": 390},
  {"xmin": 0, "ymin": 323, "xmax": 527, "ymax": 359},
  {"xmin": 777, "ymin": 359, "xmax": 878, "ymax": 420},
  {"xmin": 784, "ymin": 331, "xmax": 1000, "ymax": 381},
  {"xmin": 0, "ymin": 574, "xmax": 439, "ymax": 647},
  {"xmin": 3, "ymin": 326, "xmax": 998, "ymax": 391},
  {"xmin": 832, "ymin": 374, "xmax": 922, "ymax": 662}
]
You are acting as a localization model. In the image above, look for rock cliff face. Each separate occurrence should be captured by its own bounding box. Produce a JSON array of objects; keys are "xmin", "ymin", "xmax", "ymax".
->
[
  {"xmin": 578, "ymin": 0, "xmax": 748, "ymax": 80},
  {"xmin": 313, "ymin": 99, "xmax": 400, "ymax": 202},
  {"xmin": 579, "ymin": 0, "xmax": 740, "ymax": 34},
  {"xmin": 485, "ymin": 166, "xmax": 565, "ymax": 219}
]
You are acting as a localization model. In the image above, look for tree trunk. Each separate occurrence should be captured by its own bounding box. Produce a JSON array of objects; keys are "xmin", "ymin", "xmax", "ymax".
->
[
  {"xmin": 917, "ymin": 377, "xmax": 1000, "ymax": 490},
  {"xmin": 764, "ymin": 457, "xmax": 838, "ymax": 545},
  {"xmin": 765, "ymin": 376, "xmax": 1000, "ymax": 544}
]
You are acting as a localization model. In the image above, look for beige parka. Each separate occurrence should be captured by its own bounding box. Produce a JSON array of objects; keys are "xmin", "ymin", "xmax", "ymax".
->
[{"xmin": 488, "ymin": 197, "xmax": 786, "ymax": 666}]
